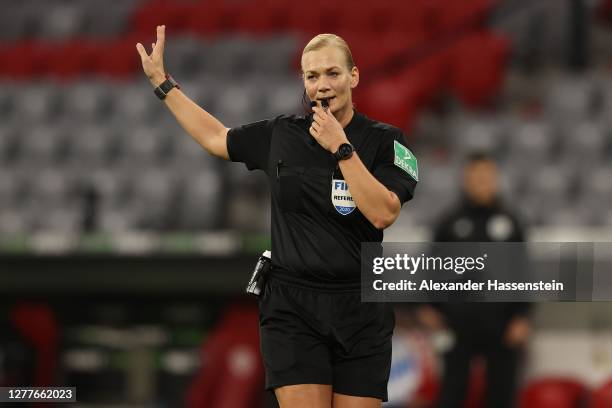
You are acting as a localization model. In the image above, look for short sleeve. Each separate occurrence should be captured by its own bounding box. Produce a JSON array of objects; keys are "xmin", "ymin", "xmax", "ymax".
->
[
  {"xmin": 373, "ymin": 129, "xmax": 418, "ymax": 205},
  {"xmin": 226, "ymin": 116, "xmax": 280, "ymax": 171}
]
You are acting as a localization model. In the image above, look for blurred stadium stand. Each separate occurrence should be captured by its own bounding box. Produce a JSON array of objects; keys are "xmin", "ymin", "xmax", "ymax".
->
[
  {"xmin": 1, "ymin": 0, "xmax": 612, "ymax": 406},
  {"xmin": 0, "ymin": 0, "xmax": 610, "ymax": 235}
]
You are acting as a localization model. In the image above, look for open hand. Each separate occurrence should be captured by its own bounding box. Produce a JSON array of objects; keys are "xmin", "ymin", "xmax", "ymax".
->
[{"xmin": 136, "ymin": 25, "xmax": 166, "ymax": 87}]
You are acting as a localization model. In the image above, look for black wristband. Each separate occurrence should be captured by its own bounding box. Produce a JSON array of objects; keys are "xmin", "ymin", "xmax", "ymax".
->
[{"xmin": 154, "ymin": 74, "xmax": 180, "ymax": 100}]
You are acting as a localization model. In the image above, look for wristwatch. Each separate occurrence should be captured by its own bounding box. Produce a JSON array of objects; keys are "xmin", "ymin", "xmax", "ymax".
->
[
  {"xmin": 333, "ymin": 143, "xmax": 354, "ymax": 161},
  {"xmin": 154, "ymin": 74, "xmax": 180, "ymax": 100}
]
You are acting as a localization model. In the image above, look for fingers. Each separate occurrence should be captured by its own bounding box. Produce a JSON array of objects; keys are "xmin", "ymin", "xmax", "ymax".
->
[
  {"xmin": 156, "ymin": 25, "xmax": 165, "ymax": 52},
  {"xmin": 135, "ymin": 43, "xmax": 149, "ymax": 61},
  {"xmin": 309, "ymin": 117, "xmax": 322, "ymax": 138},
  {"xmin": 309, "ymin": 125, "xmax": 318, "ymax": 138},
  {"xmin": 312, "ymin": 107, "xmax": 326, "ymax": 125}
]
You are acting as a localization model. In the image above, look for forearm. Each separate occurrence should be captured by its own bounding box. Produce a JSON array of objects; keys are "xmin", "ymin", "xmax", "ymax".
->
[
  {"xmin": 151, "ymin": 73, "xmax": 229, "ymax": 159},
  {"xmin": 339, "ymin": 153, "xmax": 400, "ymax": 229}
]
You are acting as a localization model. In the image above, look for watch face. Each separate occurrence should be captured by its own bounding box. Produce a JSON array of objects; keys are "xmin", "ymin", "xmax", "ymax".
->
[{"xmin": 339, "ymin": 144, "xmax": 353, "ymax": 158}]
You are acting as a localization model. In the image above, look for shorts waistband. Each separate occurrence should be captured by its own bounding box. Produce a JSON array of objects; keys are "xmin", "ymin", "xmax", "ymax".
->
[{"xmin": 268, "ymin": 267, "xmax": 361, "ymax": 293}]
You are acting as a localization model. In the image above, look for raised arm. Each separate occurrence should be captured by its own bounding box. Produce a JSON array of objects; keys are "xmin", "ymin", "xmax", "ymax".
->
[{"xmin": 136, "ymin": 25, "xmax": 229, "ymax": 160}]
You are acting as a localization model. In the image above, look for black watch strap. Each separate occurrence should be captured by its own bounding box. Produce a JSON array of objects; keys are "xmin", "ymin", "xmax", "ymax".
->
[{"xmin": 154, "ymin": 75, "xmax": 180, "ymax": 100}]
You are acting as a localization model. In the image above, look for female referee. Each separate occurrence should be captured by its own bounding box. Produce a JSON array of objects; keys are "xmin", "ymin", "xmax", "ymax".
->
[{"xmin": 136, "ymin": 26, "xmax": 418, "ymax": 408}]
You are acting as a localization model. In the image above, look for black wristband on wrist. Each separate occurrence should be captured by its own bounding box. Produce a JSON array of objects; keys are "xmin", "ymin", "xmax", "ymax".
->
[{"xmin": 154, "ymin": 74, "xmax": 180, "ymax": 100}]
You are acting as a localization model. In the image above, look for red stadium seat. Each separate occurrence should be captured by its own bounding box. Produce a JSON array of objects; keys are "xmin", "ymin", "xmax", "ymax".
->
[
  {"xmin": 10, "ymin": 303, "xmax": 59, "ymax": 388},
  {"xmin": 592, "ymin": 380, "xmax": 612, "ymax": 408},
  {"xmin": 355, "ymin": 49, "xmax": 446, "ymax": 132},
  {"xmin": 184, "ymin": 2, "xmax": 222, "ymax": 36},
  {"xmin": 519, "ymin": 378, "xmax": 587, "ymax": 408},
  {"xmin": 382, "ymin": 0, "xmax": 432, "ymax": 37},
  {"xmin": 185, "ymin": 304, "xmax": 264, "ymax": 408},
  {"xmin": 185, "ymin": 1, "xmax": 243, "ymax": 36},
  {"xmin": 447, "ymin": 31, "xmax": 511, "ymax": 107},
  {"xmin": 285, "ymin": 0, "xmax": 327, "ymax": 37},
  {"xmin": 0, "ymin": 42, "xmax": 51, "ymax": 79},
  {"xmin": 92, "ymin": 36, "xmax": 141, "ymax": 78},
  {"xmin": 234, "ymin": 0, "xmax": 286, "ymax": 35},
  {"xmin": 355, "ymin": 74, "xmax": 422, "ymax": 132},
  {"xmin": 336, "ymin": 5, "xmax": 390, "ymax": 34},
  {"xmin": 47, "ymin": 41, "xmax": 97, "ymax": 79},
  {"xmin": 342, "ymin": 30, "xmax": 429, "ymax": 77},
  {"xmin": 430, "ymin": 0, "xmax": 496, "ymax": 34},
  {"xmin": 130, "ymin": 0, "xmax": 191, "ymax": 36}
]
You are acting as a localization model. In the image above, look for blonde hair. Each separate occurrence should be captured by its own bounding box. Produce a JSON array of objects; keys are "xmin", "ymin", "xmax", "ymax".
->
[{"xmin": 301, "ymin": 33, "xmax": 355, "ymax": 71}]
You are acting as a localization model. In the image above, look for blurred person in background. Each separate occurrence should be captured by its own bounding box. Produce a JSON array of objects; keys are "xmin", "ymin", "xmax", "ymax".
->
[
  {"xmin": 419, "ymin": 152, "xmax": 531, "ymax": 408},
  {"xmin": 136, "ymin": 27, "xmax": 418, "ymax": 408}
]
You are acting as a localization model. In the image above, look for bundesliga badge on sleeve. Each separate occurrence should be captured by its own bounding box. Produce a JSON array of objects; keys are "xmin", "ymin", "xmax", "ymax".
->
[{"xmin": 331, "ymin": 179, "xmax": 356, "ymax": 215}]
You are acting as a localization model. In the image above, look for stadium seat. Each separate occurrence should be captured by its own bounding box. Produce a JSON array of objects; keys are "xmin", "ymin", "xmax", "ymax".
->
[
  {"xmin": 185, "ymin": 304, "xmax": 264, "ymax": 408},
  {"xmin": 560, "ymin": 122, "xmax": 606, "ymax": 168},
  {"xmin": 47, "ymin": 41, "xmax": 97, "ymax": 79},
  {"xmin": 10, "ymin": 303, "xmax": 59, "ymax": 387},
  {"xmin": 0, "ymin": 166, "xmax": 22, "ymax": 208},
  {"xmin": 452, "ymin": 115, "xmax": 504, "ymax": 155},
  {"xmin": 0, "ymin": 3, "xmax": 30, "ymax": 40},
  {"xmin": 18, "ymin": 125, "xmax": 66, "ymax": 165},
  {"xmin": 38, "ymin": 3, "xmax": 85, "ymax": 40},
  {"xmin": 519, "ymin": 378, "xmax": 587, "ymax": 408},
  {"xmin": 380, "ymin": 0, "xmax": 432, "ymax": 36},
  {"xmin": 83, "ymin": 0, "xmax": 137, "ymax": 37},
  {"xmin": 128, "ymin": 167, "xmax": 177, "ymax": 230},
  {"xmin": 183, "ymin": 2, "xmax": 231, "ymax": 36},
  {"xmin": 430, "ymin": 0, "xmax": 495, "ymax": 34},
  {"xmin": 546, "ymin": 75, "xmax": 596, "ymax": 124},
  {"xmin": 215, "ymin": 81, "xmax": 261, "ymax": 126},
  {"xmin": 205, "ymin": 36, "xmax": 261, "ymax": 77},
  {"xmin": 581, "ymin": 165, "xmax": 612, "ymax": 203},
  {"xmin": 355, "ymin": 76, "xmax": 418, "ymax": 130},
  {"xmin": 285, "ymin": 0, "xmax": 327, "ymax": 36},
  {"xmin": 64, "ymin": 82, "xmax": 111, "ymax": 121},
  {"xmin": 130, "ymin": 0, "xmax": 191, "ymax": 36},
  {"xmin": 110, "ymin": 84, "xmax": 164, "ymax": 123},
  {"xmin": 507, "ymin": 120, "xmax": 553, "ymax": 165},
  {"xmin": 164, "ymin": 36, "xmax": 210, "ymax": 80},
  {"xmin": 92, "ymin": 37, "xmax": 140, "ymax": 78},
  {"xmin": 12, "ymin": 83, "xmax": 61, "ymax": 124},
  {"xmin": 67, "ymin": 125, "xmax": 116, "ymax": 167},
  {"xmin": 527, "ymin": 164, "xmax": 572, "ymax": 202},
  {"xmin": 0, "ymin": 42, "xmax": 46, "ymax": 79},
  {"xmin": 592, "ymin": 379, "xmax": 612, "ymax": 407},
  {"xmin": 118, "ymin": 124, "xmax": 169, "ymax": 165},
  {"xmin": 448, "ymin": 32, "xmax": 511, "ymax": 107},
  {"xmin": 355, "ymin": 53, "xmax": 445, "ymax": 131},
  {"xmin": 234, "ymin": 0, "xmax": 286, "ymax": 34},
  {"xmin": 250, "ymin": 36, "xmax": 299, "ymax": 75},
  {"xmin": 176, "ymin": 167, "xmax": 222, "ymax": 230},
  {"xmin": 263, "ymin": 77, "xmax": 303, "ymax": 117}
]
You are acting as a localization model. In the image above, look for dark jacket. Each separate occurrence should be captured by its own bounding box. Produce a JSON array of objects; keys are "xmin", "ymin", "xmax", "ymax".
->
[{"xmin": 432, "ymin": 197, "xmax": 531, "ymax": 340}]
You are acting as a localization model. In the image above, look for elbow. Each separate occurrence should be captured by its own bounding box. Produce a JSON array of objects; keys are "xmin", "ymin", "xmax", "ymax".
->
[
  {"xmin": 371, "ymin": 193, "xmax": 401, "ymax": 230},
  {"xmin": 200, "ymin": 128, "xmax": 229, "ymax": 159},
  {"xmin": 371, "ymin": 212, "xmax": 398, "ymax": 230}
]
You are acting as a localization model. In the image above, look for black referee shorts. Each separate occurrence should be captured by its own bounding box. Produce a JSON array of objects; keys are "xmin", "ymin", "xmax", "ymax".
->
[{"xmin": 258, "ymin": 275, "xmax": 395, "ymax": 401}]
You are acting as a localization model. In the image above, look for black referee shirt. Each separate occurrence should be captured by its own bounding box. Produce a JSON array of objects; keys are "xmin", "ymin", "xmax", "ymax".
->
[{"xmin": 227, "ymin": 111, "xmax": 417, "ymax": 285}]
